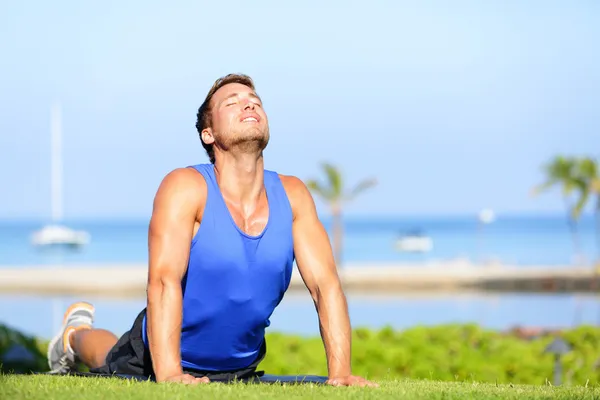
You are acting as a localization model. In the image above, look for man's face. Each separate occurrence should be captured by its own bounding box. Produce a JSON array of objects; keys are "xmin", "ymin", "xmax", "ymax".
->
[{"xmin": 202, "ymin": 82, "xmax": 269, "ymax": 153}]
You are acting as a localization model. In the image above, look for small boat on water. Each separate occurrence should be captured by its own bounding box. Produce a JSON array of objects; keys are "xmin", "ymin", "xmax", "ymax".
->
[
  {"xmin": 395, "ymin": 230, "xmax": 433, "ymax": 253},
  {"xmin": 31, "ymin": 102, "xmax": 91, "ymax": 249},
  {"xmin": 31, "ymin": 224, "xmax": 90, "ymax": 247}
]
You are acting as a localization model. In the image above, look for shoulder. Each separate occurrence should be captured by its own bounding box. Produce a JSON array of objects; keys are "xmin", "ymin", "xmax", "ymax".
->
[
  {"xmin": 153, "ymin": 167, "xmax": 207, "ymax": 209},
  {"xmin": 278, "ymin": 174, "xmax": 309, "ymax": 197},
  {"xmin": 278, "ymin": 174, "xmax": 316, "ymax": 220}
]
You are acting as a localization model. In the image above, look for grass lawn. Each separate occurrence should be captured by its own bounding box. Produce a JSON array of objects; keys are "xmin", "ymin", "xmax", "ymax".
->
[{"xmin": 1, "ymin": 374, "xmax": 599, "ymax": 399}]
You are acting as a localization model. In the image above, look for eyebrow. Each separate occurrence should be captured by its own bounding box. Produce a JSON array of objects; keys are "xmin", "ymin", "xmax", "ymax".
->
[{"xmin": 222, "ymin": 92, "xmax": 262, "ymax": 103}]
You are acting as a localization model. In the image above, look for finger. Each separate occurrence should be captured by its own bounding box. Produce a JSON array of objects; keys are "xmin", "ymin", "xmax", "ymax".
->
[
  {"xmin": 179, "ymin": 374, "xmax": 200, "ymax": 385},
  {"xmin": 356, "ymin": 379, "xmax": 379, "ymax": 388},
  {"xmin": 345, "ymin": 380, "xmax": 364, "ymax": 387},
  {"xmin": 346, "ymin": 377, "xmax": 376, "ymax": 388}
]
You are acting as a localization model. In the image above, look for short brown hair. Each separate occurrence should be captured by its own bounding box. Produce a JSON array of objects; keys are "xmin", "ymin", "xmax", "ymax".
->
[{"xmin": 195, "ymin": 74, "xmax": 256, "ymax": 163}]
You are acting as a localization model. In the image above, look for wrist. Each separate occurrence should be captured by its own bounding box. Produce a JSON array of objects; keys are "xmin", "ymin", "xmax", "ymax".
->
[
  {"xmin": 155, "ymin": 366, "xmax": 184, "ymax": 382},
  {"xmin": 328, "ymin": 367, "xmax": 352, "ymax": 379}
]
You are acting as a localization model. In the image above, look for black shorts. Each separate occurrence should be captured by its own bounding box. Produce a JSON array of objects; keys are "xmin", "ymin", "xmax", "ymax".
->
[{"xmin": 89, "ymin": 308, "xmax": 267, "ymax": 381}]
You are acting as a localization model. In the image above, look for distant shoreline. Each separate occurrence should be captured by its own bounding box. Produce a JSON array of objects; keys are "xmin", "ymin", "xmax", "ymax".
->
[{"xmin": 0, "ymin": 261, "xmax": 598, "ymax": 298}]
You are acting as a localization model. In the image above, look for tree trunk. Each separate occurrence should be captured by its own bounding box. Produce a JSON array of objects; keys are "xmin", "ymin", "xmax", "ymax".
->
[
  {"xmin": 595, "ymin": 197, "xmax": 600, "ymax": 268},
  {"xmin": 331, "ymin": 203, "xmax": 343, "ymax": 268},
  {"xmin": 568, "ymin": 216, "xmax": 582, "ymax": 264},
  {"xmin": 565, "ymin": 198, "xmax": 582, "ymax": 265}
]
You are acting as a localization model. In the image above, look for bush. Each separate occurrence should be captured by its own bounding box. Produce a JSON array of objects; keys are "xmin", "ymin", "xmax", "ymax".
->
[
  {"xmin": 259, "ymin": 324, "xmax": 600, "ymax": 386},
  {"xmin": 0, "ymin": 323, "xmax": 48, "ymax": 373},
  {"xmin": 2, "ymin": 322, "xmax": 600, "ymax": 385}
]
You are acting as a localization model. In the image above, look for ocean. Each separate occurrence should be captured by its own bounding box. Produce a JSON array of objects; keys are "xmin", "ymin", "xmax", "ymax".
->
[
  {"xmin": 0, "ymin": 214, "xmax": 597, "ymax": 267},
  {"xmin": 1, "ymin": 214, "xmax": 599, "ymax": 340}
]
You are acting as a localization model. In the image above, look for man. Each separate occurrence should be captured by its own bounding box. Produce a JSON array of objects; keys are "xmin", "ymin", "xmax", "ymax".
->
[{"xmin": 47, "ymin": 73, "xmax": 376, "ymax": 387}]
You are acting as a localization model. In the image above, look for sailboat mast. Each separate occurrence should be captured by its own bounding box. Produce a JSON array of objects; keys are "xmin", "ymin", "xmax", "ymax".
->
[{"xmin": 50, "ymin": 102, "xmax": 63, "ymax": 223}]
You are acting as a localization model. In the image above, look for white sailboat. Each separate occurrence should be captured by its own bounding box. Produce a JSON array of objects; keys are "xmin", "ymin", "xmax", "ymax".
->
[
  {"xmin": 31, "ymin": 102, "xmax": 90, "ymax": 248},
  {"xmin": 478, "ymin": 208, "xmax": 496, "ymax": 224},
  {"xmin": 395, "ymin": 229, "xmax": 433, "ymax": 253}
]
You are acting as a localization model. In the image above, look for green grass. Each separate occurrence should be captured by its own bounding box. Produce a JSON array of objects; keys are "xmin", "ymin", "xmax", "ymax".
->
[{"xmin": 1, "ymin": 375, "xmax": 599, "ymax": 400}]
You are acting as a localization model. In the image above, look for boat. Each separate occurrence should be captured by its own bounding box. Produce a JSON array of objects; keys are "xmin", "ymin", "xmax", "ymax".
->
[
  {"xmin": 31, "ymin": 102, "xmax": 90, "ymax": 248},
  {"xmin": 31, "ymin": 224, "xmax": 90, "ymax": 247},
  {"xmin": 395, "ymin": 230, "xmax": 433, "ymax": 253},
  {"xmin": 478, "ymin": 208, "xmax": 496, "ymax": 224}
]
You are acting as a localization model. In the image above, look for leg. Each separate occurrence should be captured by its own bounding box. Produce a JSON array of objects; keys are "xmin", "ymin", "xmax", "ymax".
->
[
  {"xmin": 70, "ymin": 328, "xmax": 118, "ymax": 369},
  {"xmin": 47, "ymin": 301, "xmax": 118, "ymax": 372}
]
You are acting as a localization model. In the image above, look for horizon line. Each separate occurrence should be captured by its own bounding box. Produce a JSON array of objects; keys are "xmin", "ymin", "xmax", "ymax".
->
[{"xmin": 0, "ymin": 210, "xmax": 593, "ymax": 224}]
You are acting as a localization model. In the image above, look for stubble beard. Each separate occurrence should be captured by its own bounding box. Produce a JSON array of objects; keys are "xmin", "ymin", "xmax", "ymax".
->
[{"xmin": 220, "ymin": 125, "xmax": 270, "ymax": 155}]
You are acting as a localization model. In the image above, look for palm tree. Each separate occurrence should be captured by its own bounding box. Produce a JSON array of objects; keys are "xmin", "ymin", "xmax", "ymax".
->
[
  {"xmin": 531, "ymin": 156, "xmax": 587, "ymax": 264},
  {"xmin": 575, "ymin": 157, "xmax": 600, "ymax": 267},
  {"xmin": 306, "ymin": 163, "xmax": 377, "ymax": 267}
]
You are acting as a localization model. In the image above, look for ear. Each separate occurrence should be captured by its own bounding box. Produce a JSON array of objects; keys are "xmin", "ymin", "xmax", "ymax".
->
[{"xmin": 201, "ymin": 127, "xmax": 215, "ymax": 145}]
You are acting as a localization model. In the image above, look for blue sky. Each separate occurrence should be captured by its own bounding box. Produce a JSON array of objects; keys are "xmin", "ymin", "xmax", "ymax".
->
[{"xmin": 0, "ymin": 1, "xmax": 598, "ymax": 220}]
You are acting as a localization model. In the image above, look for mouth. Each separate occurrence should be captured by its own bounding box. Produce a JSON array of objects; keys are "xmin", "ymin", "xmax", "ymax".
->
[{"xmin": 240, "ymin": 114, "xmax": 260, "ymax": 123}]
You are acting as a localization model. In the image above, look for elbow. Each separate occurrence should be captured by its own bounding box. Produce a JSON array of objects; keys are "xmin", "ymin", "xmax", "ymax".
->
[
  {"xmin": 311, "ymin": 276, "xmax": 345, "ymax": 306},
  {"xmin": 146, "ymin": 274, "xmax": 180, "ymax": 303},
  {"xmin": 146, "ymin": 280, "xmax": 163, "ymax": 306},
  {"xmin": 146, "ymin": 280, "xmax": 162, "ymax": 299},
  {"xmin": 310, "ymin": 286, "xmax": 321, "ymax": 306}
]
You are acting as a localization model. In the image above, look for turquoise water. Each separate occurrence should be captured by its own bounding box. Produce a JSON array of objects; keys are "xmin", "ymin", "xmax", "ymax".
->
[
  {"xmin": 1, "ymin": 214, "xmax": 598, "ymax": 339},
  {"xmin": 0, "ymin": 214, "xmax": 597, "ymax": 266}
]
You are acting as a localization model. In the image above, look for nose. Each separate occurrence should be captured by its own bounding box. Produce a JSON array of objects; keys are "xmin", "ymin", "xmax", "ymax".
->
[{"xmin": 243, "ymin": 100, "xmax": 255, "ymax": 111}]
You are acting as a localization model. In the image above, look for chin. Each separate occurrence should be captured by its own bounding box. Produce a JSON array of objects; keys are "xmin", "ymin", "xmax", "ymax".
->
[
  {"xmin": 228, "ymin": 129, "xmax": 269, "ymax": 151},
  {"xmin": 244, "ymin": 127, "xmax": 269, "ymax": 142}
]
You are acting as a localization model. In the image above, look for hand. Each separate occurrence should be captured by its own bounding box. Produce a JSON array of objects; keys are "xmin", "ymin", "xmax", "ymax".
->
[
  {"xmin": 326, "ymin": 375, "xmax": 378, "ymax": 387},
  {"xmin": 159, "ymin": 373, "xmax": 210, "ymax": 385}
]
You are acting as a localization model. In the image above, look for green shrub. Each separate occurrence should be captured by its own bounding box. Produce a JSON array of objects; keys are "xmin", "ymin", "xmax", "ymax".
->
[
  {"xmin": 2, "ymin": 322, "xmax": 600, "ymax": 385},
  {"xmin": 0, "ymin": 324, "xmax": 48, "ymax": 373},
  {"xmin": 260, "ymin": 324, "xmax": 600, "ymax": 385}
]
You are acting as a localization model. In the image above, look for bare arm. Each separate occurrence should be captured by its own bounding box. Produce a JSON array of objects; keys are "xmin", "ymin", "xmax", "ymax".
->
[
  {"xmin": 145, "ymin": 168, "xmax": 204, "ymax": 382},
  {"xmin": 283, "ymin": 176, "xmax": 352, "ymax": 379}
]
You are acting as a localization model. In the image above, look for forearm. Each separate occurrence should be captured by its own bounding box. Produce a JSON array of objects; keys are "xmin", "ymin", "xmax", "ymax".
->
[
  {"xmin": 146, "ymin": 279, "xmax": 183, "ymax": 381},
  {"xmin": 315, "ymin": 281, "xmax": 352, "ymax": 378}
]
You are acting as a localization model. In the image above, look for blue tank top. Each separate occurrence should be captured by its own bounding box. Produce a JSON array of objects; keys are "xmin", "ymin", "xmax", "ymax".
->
[{"xmin": 142, "ymin": 163, "xmax": 295, "ymax": 371}]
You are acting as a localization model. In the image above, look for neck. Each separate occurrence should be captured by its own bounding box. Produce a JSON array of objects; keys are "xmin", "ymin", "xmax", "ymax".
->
[{"xmin": 213, "ymin": 152, "xmax": 265, "ymax": 208}]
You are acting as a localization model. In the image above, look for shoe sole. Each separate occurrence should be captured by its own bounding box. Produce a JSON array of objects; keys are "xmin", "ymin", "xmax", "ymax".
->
[{"xmin": 47, "ymin": 301, "xmax": 95, "ymax": 372}]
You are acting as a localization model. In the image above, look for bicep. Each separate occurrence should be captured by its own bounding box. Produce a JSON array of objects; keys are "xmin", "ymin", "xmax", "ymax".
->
[{"xmin": 147, "ymin": 169, "xmax": 202, "ymax": 285}]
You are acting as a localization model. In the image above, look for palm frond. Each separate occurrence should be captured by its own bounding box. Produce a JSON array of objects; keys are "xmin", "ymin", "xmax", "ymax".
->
[
  {"xmin": 561, "ymin": 180, "xmax": 579, "ymax": 197},
  {"xmin": 346, "ymin": 178, "xmax": 377, "ymax": 201},
  {"xmin": 306, "ymin": 179, "xmax": 335, "ymax": 201},
  {"xmin": 577, "ymin": 157, "xmax": 600, "ymax": 196},
  {"xmin": 544, "ymin": 156, "xmax": 577, "ymax": 180},
  {"xmin": 577, "ymin": 157, "xmax": 598, "ymax": 180},
  {"xmin": 573, "ymin": 188, "xmax": 590, "ymax": 220},
  {"xmin": 321, "ymin": 163, "xmax": 343, "ymax": 198},
  {"xmin": 531, "ymin": 180, "xmax": 556, "ymax": 196},
  {"xmin": 534, "ymin": 156, "xmax": 582, "ymax": 199}
]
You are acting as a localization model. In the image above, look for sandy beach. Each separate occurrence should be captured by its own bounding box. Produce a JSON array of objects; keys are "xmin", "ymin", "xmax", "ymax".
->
[{"xmin": 0, "ymin": 260, "xmax": 597, "ymax": 298}]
